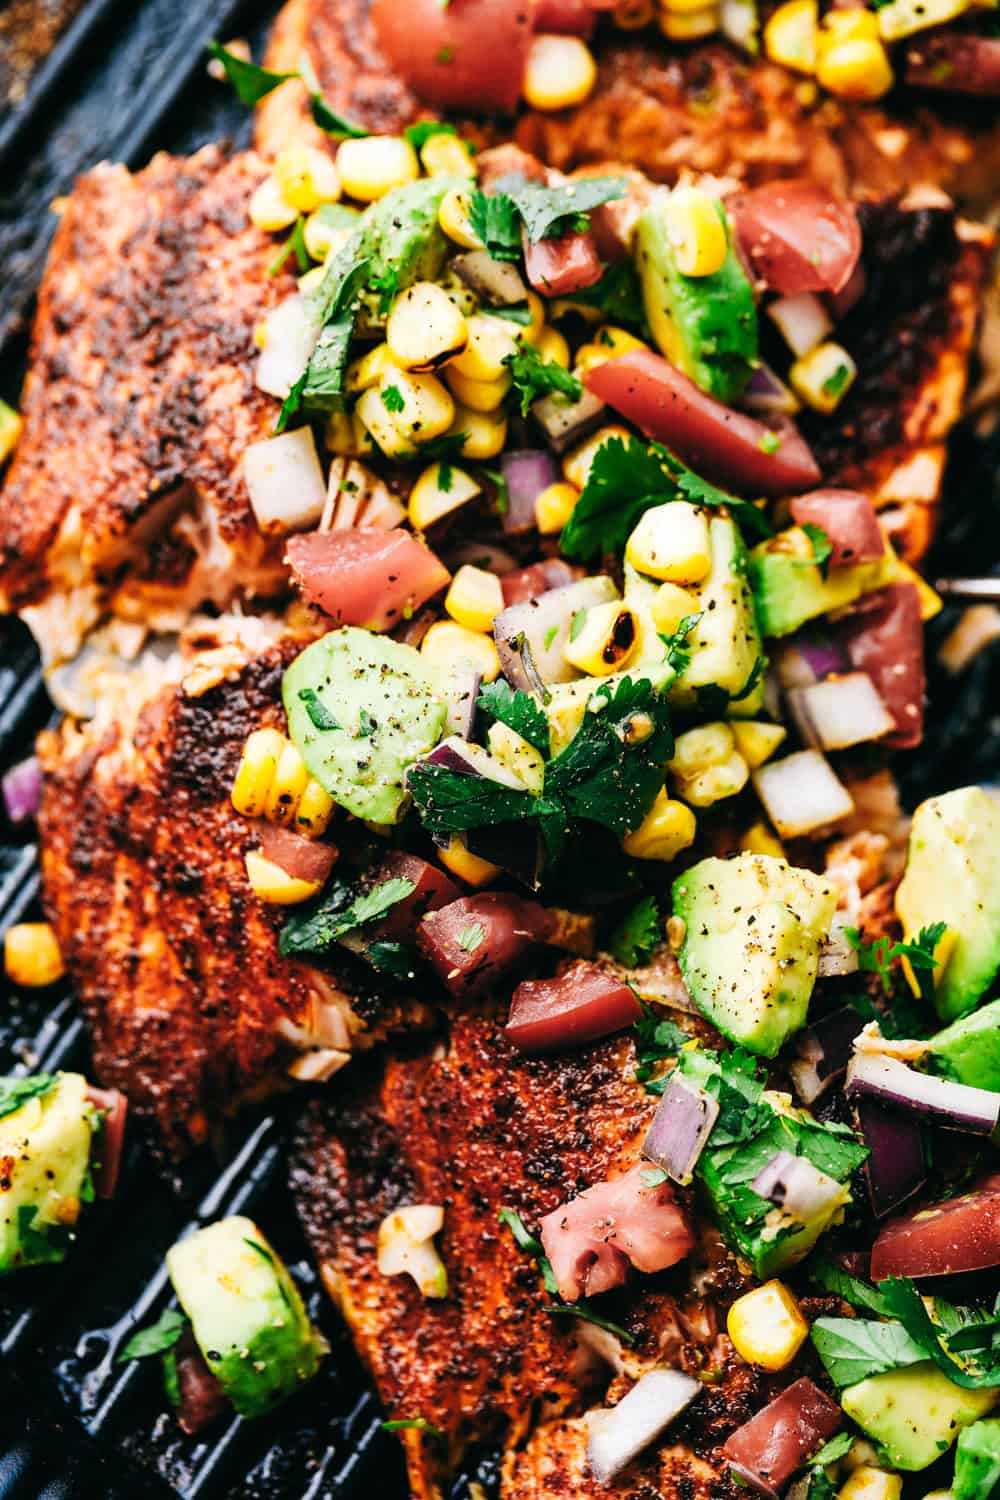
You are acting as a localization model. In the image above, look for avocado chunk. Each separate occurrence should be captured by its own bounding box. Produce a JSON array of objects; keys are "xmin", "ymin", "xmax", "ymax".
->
[
  {"xmin": 954, "ymin": 1418, "xmax": 1000, "ymax": 1500},
  {"xmin": 748, "ymin": 526, "xmax": 891, "ymax": 638},
  {"xmin": 672, "ymin": 853, "xmax": 837, "ymax": 1056},
  {"xmin": 842, "ymin": 1363, "xmax": 998, "ymax": 1471},
  {"xmin": 636, "ymin": 201, "xmax": 757, "ymax": 403},
  {"xmin": 929, "ymin": 999, "xmax": 1000, "ymax": 1092},
  {"xmin": 0, "ymin": 1072, "xmax": 95, "ymax": 1273},
  {"xmin": 166, "ymin": 1216, "xmax": 326, "ymax": 1419},
  {"xmin": 284, "ymin": 627, "xmax": 447, "ymax": 825}
]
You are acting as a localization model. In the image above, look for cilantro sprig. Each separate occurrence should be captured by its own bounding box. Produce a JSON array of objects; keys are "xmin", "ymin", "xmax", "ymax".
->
[
  {"xmin": 0, "ymin": 1074, "xmax": 57, "ymax": 1122},
  {"xmin": 503, "ymin": 344, "xmax": 582, "ymax": 417},
  {"xmin": 798, "ymin": 522, "xmax": 834, "ymax": 580},
  {"xmin": 280, "ymin": 876, "xmax": 416, "ymax": 957},
  {"xmin": 468, "ymin": 175, "xmax": 626, "ymax": 260},
  {"xmin": 477, "ymin": 680, "xmax": 550, "ymax": 756},
  {"xmin": 844, "ymin": 922, "xmax": 947, "ymax": 1004},
  {"xmin": 632, "ymin": 1003, "xmax": 690, "ymax": 1092},
  {"xmin": 209, "ymin": 43, "xmax": 368, "ymax": 137},
  {"xmin": 609, "ymin": 896, "xmax": 662, "ymax": 969}
]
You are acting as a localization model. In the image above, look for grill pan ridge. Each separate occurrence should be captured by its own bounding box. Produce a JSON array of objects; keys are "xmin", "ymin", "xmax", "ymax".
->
[{"xmin": 1, "ymin": 4, "xmax": 1000, "ymax": 1497}]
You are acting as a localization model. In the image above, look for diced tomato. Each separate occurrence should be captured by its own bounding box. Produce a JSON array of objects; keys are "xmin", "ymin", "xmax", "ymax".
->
[
  {"xmin": 835, "ymin": 583, "xmax": 924, "ymax": 750},
  {"xmin": 500, "ymin": 558, "xmax": 576, "ymax": 605},
  {"xmin": 522, "ymin": 227, "xmax": 604, "ymax": 299},
  {"xmin": 827, "ymin": 260, "xmax": 866, "ymax": 321},
  {"xmin": 871, "ymin": 1172, "xmax": 1000, "ymax": 1282},
  {"xmin": 905, "ymin": 32, "xmax": 1000, "ymax": 95},
  {"xmin": 506, "ymin": 961, "xmax": 641, "ymax": 1052},
  {"xmin": 417, "ymin": 892, "xmax": 553, "ymax": 997},
  {"xmin": 585, "ymin": 350, "xmax": 821, "ymax": 497},
  {"xmin": 174, "ymin": 1327, "xmax": 231, "ymax": 1436},
  {"xmin": 370, "ymin": 0, "xmax": 533, "ymax": 113},
  {"xmin": 730, "ymin": 181, "xmax": 862, "ymax": 296},
  {"xmin": 362, "ymin": 851, "xmax": 460, "ymax": 943},
  {"xmin": 285, "ymin": 529, "xmax": 450, "ymax": 633},
  {"xmin": 539, "ymin": 1163, "xmax": 693, "ymax": 1302},
  {"xmin": 534, "ymin": 0, "xmax": 604, "ymax": 34},
  {"xmin": 85, "ymin": 1085, "xmax": 128, "ymax": 1199},
  {"xmin": 789, "ymin": 490, "xmax": 884, "ymax": 569},
  {"xmin": 588, "ymin": 186, "xmax": 648, "ymax": 265},
  {"xmin": 258, "ymin": 824, "xmax": 338, "ymax": 887},
  {"xmin": 723, "ymin": 1378, "xmax": 842, "ymax": 1496}
]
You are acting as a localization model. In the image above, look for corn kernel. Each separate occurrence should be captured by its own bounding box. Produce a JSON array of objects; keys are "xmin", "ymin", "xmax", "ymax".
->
[
  {"xmin": 448, "ymin": 403, "xmax": 508, "ymax": 460},
  {"xmin": 821, "ymin": 6, "xmax": 879, "ymax": 43},
  {"xmin": 445, "ymin": 564, "xmax": 504, "ymax": 634},
  {"xmin": 264, "ymin": 740, "xmax": 311, "ymax": 825},
  {"xmin": 408, "ymin": 461, "xmax": 481, "ymax": 529},
  {"xmin": 523, "ymin": 34, "xmax": 597, "ymax": 110},
  {"xmin": 232, "ymin": 727, "xmax": 286, "ymax": 816},
  {"xmin": 274, "ymin": 144, "xmax": 341, "ymax": 212},
  {"xmin": 651, "ymin": 581, "xmax": 700, "ymax": 635},
  {"xmin": 294, "ymin": 778, "xmax": 336, "ymax": 837},
  {"xmin": 303, "ymin": 204, "xmax": 360, "ymax": 260},
  {"xmin": 535, "ymin": 325, "xmax": 571, "ymax": 369},
  {"xmin": 731, "ymin": 720, "xmax": 787, "ymax": 768},
  {"xmin": 576, "ymin": 326, "xmax": 649, "ymax": 373},
  {"xmin": 0, "ymin": 399, "xmax": 23, "ymax": 464},
  {"xmin": 661, "ymin": 186, "xmax": 728, "ymax": 277},
  {"xmin": 670, "ymin": 723, "xmax": 735, "ymax": 776},
  {"xmin": 816, "ymin": 36, "xmax": 894, "ymax": 98},
  {"xmin": 790, "ymin": 342, "xmax": 857, "ymax": 413},
  {"xmin": 439, "ymin": 834, "xmax": 500, "ymax": 887},
  {"xmin": 336, "ymin": 136, "xmax": 420, "ymax": 202},
  {"xmin": 346, "ymin": 342, "xmax": 395, "ymax": 395},
  {"xmin": 420, "ymin": 132, "xmax": 476, "ymax": 178},
  {"xmin": 549, "ymin": 296, "xmax": 602, "ymax": 325},
  {"xmin": 680, "ymin": 751, "xmax": 750, "ymax": 807},
  {"xmin": 658, "ymin": 6, "xmax": 720, "ymax": 39},
  {"xmin": 838, "ymin": 1470, "xmax": 903, "ymax": 1500},
  {"xmin": 626, "ymin": 501, "xmax": 712, "ymax": 585},
  {"xmin": 487, "ymin": 723, "xmax": 546, "ymax": 794},
  {"xmin": 727, "ymin": 1281, "xmax": 809, "ymax": 1370},
  {"xmin": 523, "ymin": 292, "xmax": 547, "ymax": 345},
  {"xmin": 245, "ymin": 850, "xmax": 322, "ymax": 905},
  {"xmin": 249, "ymin": 175, "xmax": 298, "ymax": 232},
  {"xmin": 377, "ymin": 1205, "xmax": 448, "ymax": 1298},
  {"xmin": 764, "ymin": 0, "xmax": 818, "ymax": 72},
  {"xmin": 562, "ymin": 425, "xmax": 632, "ymax": 490},
  {"xmin": 740, "ymin": 820, "xmax": 786, "ymax": 859},
  {"xmin": 4, "ymin": 923, "xmax": 65, "ymax": 988},
  {"xmin": 536, "ymin": 481, "xmax": 579, "ymax": 534},
  {"xmin": 877, "ymin": 0, "xmax": 966, "ymax": 41},
  {"xmin": 438, "ymin": 186, "xmax": 484, "ymax": 249},
  {"xmin": 564, "ymin": 601, "xmax": 640, "ymax": 675},
  {"xmin": 450, "ymin": 315, "xmax": 521, "ymax": 383},
  {"xmin": 445, "ymin": 366, "xmax": 511, "ymax": 413},
  {"xmin": 387, "ymin": 282, "xmax": 469, "ymax": 372},
  {"xmin": 622, "ymin": 790, "xmax": 697, "ymax": 861},
  {"xmin": 358, "ymin": 369, "xmax": 455, "ymax": 457},
  {"xmin": 421, "ymin": 620, "xmax": 501, "ymax": 681},
  {"xmin": 614, "ymin": 0, "xmax": 655, "ymax": 24}
]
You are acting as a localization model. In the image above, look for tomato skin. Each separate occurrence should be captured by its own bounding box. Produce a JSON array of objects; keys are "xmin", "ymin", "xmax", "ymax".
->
[
  {"xmin": 506, "ymin": 961, "xmax": 642, "ymax": 1051},
  {"xmin": 522, "ymin": 228, "xmax": 604, "ymax": 298},
  {"xmin": 500, "ymin": 559, "xmax": 576, "ymax": 604},
  {"xmin": 871, "ymin": 1172, "xmax": 1000, "ymax": 1281},
  {"xmin": 723, "ymin": 1378, "xmax": 842, "ymax": 1495},
  {"xmin": 836, "ymin": 583, "xmax": 925, "ymax": 750},
  {"xmin": 417, "ymin": 893, "xmax": 553, "ymax": 997},
  {"xmin": 362, "ymin": 851, "xmax": 459, "ymax": 943},
  {"xmin": 730, "ymin": 180, "xmax": 862, "ymax": 296},
  {"xmin": 258, "ymin": 824, "xmax": 338, "ymax": 887},
  {"xmin": 85, "ymin": 1086, "xmax": 128, "ymax": 1199},
  {"xmin": 371, "ymin": 0, "xmax": 533, "ymax": 113},
  {"xmin": 905, "ymin": 33, "xmax": 1000, "ymax": 95},
  {"xmin": 585, "ymin": 350, "xmax": 821, "ymax": 497},
  {"xmin": 789, "ymin": 490, "xmax": 884, "ymax": 569},
  {"xmin": 285, "ymin": 529, "xmax": 450, "ymax": 633}
]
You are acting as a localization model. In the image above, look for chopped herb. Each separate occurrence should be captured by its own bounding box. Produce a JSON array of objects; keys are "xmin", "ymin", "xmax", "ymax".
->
[
  {"xmin": 879, "ymin": 1278, "xmax": 1000, "ymax": 1389},
  {"xmin": 568, "ymin": 607, "xmax": 587, "ymax": 643},
  {"xmin": 633, "ymin": 1003, "xmax": 691, "ymax": 1092},
  {"xmin": 243, "ymin": 1237, "xmax": 276, "ymax": 1267},
  {"xmin": 298, "ymin": 686, "xmax": 340, "ymax": 732},
  {"xmin": 657, "ymin": 612, "xmax": 703, "ymax": 677},
  {"xmin": 280, "ymin": 875, "xmax": 416, "ymax": 956},
  {"xmin": 297, "ymin": 54, "xmax": 369, "ymax": 138},
  {"xmin": 371, "ymin": 264, "xmax": 400, "ymax": 318},
  {"xmin": 545, "ymin": 1304, "xmax": 635, "ymax": 1344},
  {"xmin": 477, "ymin": 680, "xmax": 550, "ymax": 756},
  {"xmin": 484, "ymin": 466, "xmax": 509, "ymax": 516},
  {"xmin": 382, "ymin": 1417, "xmax": 445, "ymax": 1438},
  {"xmin": 457, "ymin": 923, "xmax": 485, "ymax": 953},
  {"xmin": 543, "ymin": 625, "xmax": 558, "ymax": 651},
  {"xmin": 560, "ymin": 262, "xmax": 646, "ymax": 329},
  {"xmin": 759, "ymin": 431, "xmax": 782, "ymax": 455},
  {"xmin": 811, "ymin": 1315, "xmax": 926, "ymax": 1388},
  {"xmin": 485, "ymin": 302, "xmax": 533, "ymax": 325},
  {"xmin": 492, "ymin": 173, "xmax": 627, "ymax": 244},
  {"xmin": 118, "ymin": 1307, "xmax": 187, "ymax": 1363},
  {"xmin": 821, "ymin": 363, "xmax": 852, "ymax": 400},
  {"xmin": 366, "ymin": 941, "xmax": 419, "ymax": 980},
  {"xmin": 609, "ymin": 895, "xmax": 661, "ymax": 968},
  {"xmin": 381, "ymin": 384, "xmax": 406, "ymax": 414},
  {"xmin": 267, "ymin": 216, "xmax": 310, "ymax": 278},
  {"xmin": 845, "ymin": 922, "xmax": 947, "ymax": 1003},
  {"xmin": 503, "ymin": 343, "xmax": 582, "ymax": 417},
  {"xmin": 798, "ymin": 522, "xmax": 834, "ymax": 581},
  {"xmin": 467, "ymin": 190, "xmax": 522, "ymax": 262},
  {"xmin": 16, "ymin": 1205, "xmax": 71, "ymax": 1265},
  {"xmin": 810, "ymin": 1434, "xmax": 855, "ymax": 1469},
  {"xmin": 498, "ymin": 1207, "xmax": 559, "ymax": 1295},
  {"xmin": 403, "ymin": 121, "xmax": 458, "ymax": 149},
  {"xmin": 208, "ymin": 42, "xmax": 294, "ymax": 104},
  {"xmin": 162, "ymin": 1349, "xmax": 180, "ymax": 1408},
  {"xmin": 640, "ymin": 1165, "xmax": 670, "ymax": 1187},
  {"xmin": 0, "ymin": 1074, "xmax": 56, "ymax": 1122},
  {"xmin": 807, "ymin": 1257, "xmax": 893, "ymax": 1317},
  {"xmin": 275, "ymin": 372, "xmax": 308, "ymax": 434},
  {"xmin": 437, "ymin": 461, "xmax": 453, "ymax": 493},
  {"xmin": 403, "ymin": 432, "xmax": 470, "ymax": 467}
]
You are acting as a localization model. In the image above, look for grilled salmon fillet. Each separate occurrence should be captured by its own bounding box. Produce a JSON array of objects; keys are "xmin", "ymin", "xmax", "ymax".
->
[
  {"xmin": 35, "ymin": 620, "xmax": 431, "ymax": 1158},
  {"xmin": 257, "ymin": 0, "xmax": 1000, "ymax": 208},
  {"xmin": 0, "ymin": 144, "xmax": 290, "ymax": 664},
  {"xmin": 291, "ymin": 1014, "xmax": 762, "ymax": 1500}
]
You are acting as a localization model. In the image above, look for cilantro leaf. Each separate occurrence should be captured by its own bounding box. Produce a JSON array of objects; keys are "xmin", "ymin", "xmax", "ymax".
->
[
  {"xmin": 845, "ymin": 922, "xmax": 947, "ymax": 1003},
  {"xmin": 280, "ymin": 876, "xmax": 416, "ymax": 956},
  {"xmin": 879, "ymin": 1279, "xmax": 1000, "ymax": 1389},
  {"xmin": 467, "ymin": 191, "xmax": 522, "ymax": 261},
  {"xmin": 807, "ymin": 1256, "xmax": 893, "ymax": 1317},
  {"xmin": 609, "ymin": 895, "xmax": 661, "ymax": 968},
  {"xmin": 477, "ymin": 680, "xmax": 551, "ymax": 756},
  {"xmin": 268, "ymin": 217, "xmax": 310, "ymax": 278},
  {"xmin": 119, "ymin": 1307, "xmax": 187, "ymax": 1362},
  {"xmin": 658, "ymin": 613, "xmax": 703, "ymax": 676},
  {"xmin": 633, "ymin": 1003, "xmax": 691, "ymax": 1091},
  {"xmin": 299, "ymin": 256, "xmax": 373, "ymax": 414},
  {"xmin": 208, "ymin": 43, "xmax": 294, "ymax": 104},
  {"xmin": 298, "ymin": 686, "xmax": 340, "ymax": 731},
  {"xmin": 457, "ymin": 923, "xmax": 484, "ymax": 953},
  {"xmin": 406, "ymin": 763, "xmax": 540, "ymax": 836},
  {"xmin": 297, "ymin": 54, "xmax": 368, "ymax": 138},
  {"xmin": 503, "ymin": 344, "xmax": 582, "ymax": 417},
  {"xmin": 498, "ymin": 1207, "xmax": 559, "ymax": 1295},
  {"xmin": 382, "ymin": 1417, "xmax": 445, "ymax": 1438},
  {"xmin": 162, "ymin": 1348, "xmax": 180, "ymax": 1407},
  {"xmin": 485, "ymin": 302, "xmax": 533, "ymax": 325},
  {"xmin": 16, "ymin": 1205, "xmax": 71, "ymax": 1265},
  {"xmin": 799, "ymin": 522, "xmax": 834, "ymax": 580},
  {"xmin": 558, "ymin": 262, "xmax": 646, "ymax": 328},
  {"xmin": 546, "ymin": 1303, "xmax": 635, "ymax": 1344},
  {"xmin": 811, "ymin": 1315, "xmax": 926, "ymax": 1388},
  {"xmin": 494, "ymin": 173, "xmax": 626, "ymax": 244},
  {"xmin": 810, "ymin": 1434, "xmax": 855, "ymax": 1469},
  {"xmin": 0, "ymin": 1074, "xmax": 57, "ymax": 1122},
  {"xmin": 366, "ymin": 940, "xmax": 419, "ymax": 980},
  {"xmin": 381, "ymin": 384, "xmax": 406, "ymax": 413},
  {"xmin": 404, "ymin": 121, "xmax": 456, "ymax": 149}
]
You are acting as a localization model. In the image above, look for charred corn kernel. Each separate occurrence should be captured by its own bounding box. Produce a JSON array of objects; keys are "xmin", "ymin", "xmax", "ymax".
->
[
  {"xmin": 670, "ymin": 723, "xmax": 734, "ymax": 777},
  {"xmin": 297, "ymin": 265, "xmax": 326, "ymax": 295},
  {"xmin": 408, "ymin": 461, "xmax": 481, "ymax": 529},
  {"xmin": 420, "ymin": 132, "xmax": 476, "ymax": 178},
  {"xmin": 249, "ymin": 175, "xmax": 298, "ymax": 232},
  {"xmin": 658, "ymin": 6, "xmax": 720, "ymax": 39},
  {"xmin": 336, "ymin": 136, "xmax": 420, "ymax": 201},
  {"xmin": 264, "ymin": 740, "xmax": 311, "ymax": 825},
  {"xmin": 445, "ymin": 564, "xmax": 504, "ymax": 633},
  {"xmin": 615, "ymin": 0, "xmax": 656, "ymax": 24},
  {"xmin": 448, "ymin": 403, "xmax": 508, "ymax": 460},
  {"xmin": 731, "ymin": 720, "xmax": 787, "ymax": 768},
  {"xmin": 681, "ymin": 752, "xmax": 750, "ymax": 807},
  {"xmin": 421, "ymin": 620, "xmax": 501, "ymax": 681},
  {"xmin": 450, "ymin": 314, "xmax": 520, "ymax": 382},
  {"xmin": 562, "ymin": 425, "xmax": 632, "ymax": 490},
  {"xmin": 274, "ymin": 144, "xmax": 341, "ymax": 211},
  {"xmin": 346, "ymin": 342, "xmax": 395, "ymax": 395},
  {"xmin": 536, "ymin": 481, "xmax": 579, "ymax": 534},
  {"xmin": 377, "ymin": 1205, "xmax": 448, "ymax": 1298},
  {"xmin": 790, "ymin": 341, "xmax": 857, "ymax": 413},
  {"xmin": 626, "ymin": 501, "xmax": 712, "ymax": 584},
  {"xmin": 4, "ymin": 923, "xmax": 65, "ymax": 988},
  {"xmin": 651, "ymin": 581, "xmax": 700, "ymax": 635},
  {"xmin": 438, "ymin": 186, "xmax": 484, "ymax": 248},
  {"xmin": 439, "ymin": 834, "xmax": 500, "ymax": 887},
  {"xmin": 740, "ymin": 820, "xmax": 786, "ymax": 859},
  {"xmin": 576, "ymin": 325, "xmax": 649, "ymax": 372},
  {"xmin": 764, "ymin": 0, "xmax": 818, "ymax": 72},
  {"xmin": 387, "ymin": 282, "xmax": 469, "ymax": 372},
  {"xmin": 838, "ymin": 1470, "xmax": 903, "ymax": 1500},
  {"xmin": 0, "ymin": 399, "xmax": 23, "ymax": 464},
  {"xmin": 232, "ymin": 727, "xmax": 287, "ymax": 816},
  {"xmin": 294, "ymin": 778, "xmax": 336, "ymax": 837},
  {"xmin": 877, "ymin": 0, "xmax": 966, "ymax": 41},
  {"xmin": 487, "ymin": 723, "xmax": 546, "ymax": 794},
  {"xmin": 245, "ymin": 850, "xmax": 322, "ymax": 905},
  {"xmin": 623, "ymin": 790, "xmax": 697, "ymax": 861},
  {"xmin": 661, "ymin": 186, "xmax": 728, "ymax": 277},
  {"xmin": 727, "ymin": 1282, "xmax": 808, "ymax": 1370},
  {"xmin": 360, "ymin": 370, "xmax": 456, "ymax": 456},
  {"xmin": 325, "ymin": 409, "xmax": 376, "ymax": 456},
  {"xmin": 817, "ymin": 36, "xmax": 893, "ymax": 97},
  {"xmin": 445, "ymin": 366, "xmax": 511, "ymax": 412},
  {"xmin": 523, "ymin": 34, "xmax": 597, "ymax": 110},
  {"xmin": 535, "ymin": 325, "xmax": 570, "ymax": 369},
  {"xmin": 564, "ymin": 602, "xmax": 640, "ymax": 675},
  {"xmin": 900, "ymin": 925, "xmax": 956, "ymax": 1000}
]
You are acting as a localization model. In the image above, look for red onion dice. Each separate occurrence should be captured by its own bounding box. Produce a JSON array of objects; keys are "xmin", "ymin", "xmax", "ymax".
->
[
  {"xmin": 642, "ymin": 1074, "xmax": 719, "ymax": 1185},
  {"xmin": 789, "ymin": 1006, "xmax": 864, "ymax": 1105},
  {"xmin": 853, "ymin": 1096, "xmax": 926, "ymax": 1220},
  {"xmin": 2, "ymin": 756, "xmax": 42, "ymax": 826},
  {"xmin": 845, "ymin": 1053, "xmax": 1000, "ymax": 1136},
  {"xmin": 500, "ymin": 449, "xmax": 558, "ymax": 535},
  {"xmin": 723, "ymin": 1378, "xmax": 842, "ymax": 1497}
]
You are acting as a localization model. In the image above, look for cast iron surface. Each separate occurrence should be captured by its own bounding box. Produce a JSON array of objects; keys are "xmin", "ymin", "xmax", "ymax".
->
[{"xmin": 1, "ymin": 3, "xmax": 1000, "ymax": 1495}]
